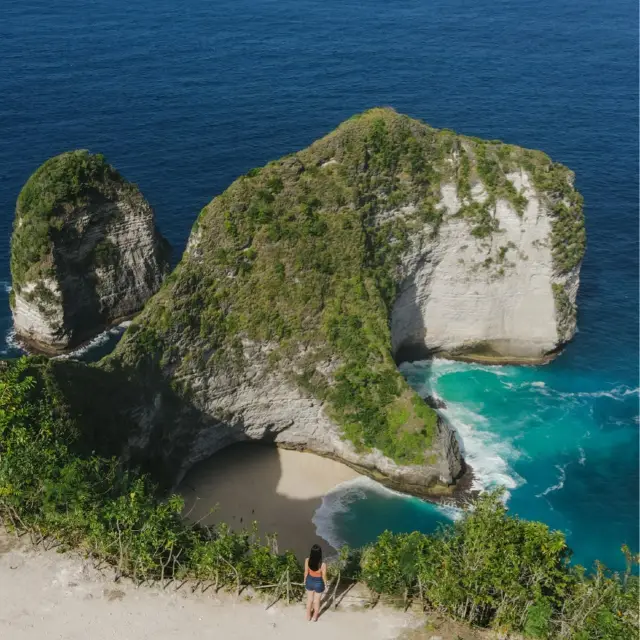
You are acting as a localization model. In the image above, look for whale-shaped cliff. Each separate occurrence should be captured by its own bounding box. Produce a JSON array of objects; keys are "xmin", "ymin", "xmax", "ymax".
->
[{"xmin": 98, "ymin": 109, "xmax": 584, "ymax": 496}]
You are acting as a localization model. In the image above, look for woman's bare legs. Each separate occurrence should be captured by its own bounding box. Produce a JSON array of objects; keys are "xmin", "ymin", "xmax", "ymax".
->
[
  {"xmin": 306, "ymin": 590, "xmax": 314, "ymax": 621},
  {"xmin": 312, "ymin": 591, "xmax": 322, "ymax": 621}
]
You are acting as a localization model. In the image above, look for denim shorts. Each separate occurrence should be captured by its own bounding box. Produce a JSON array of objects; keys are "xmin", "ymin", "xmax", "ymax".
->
[{"xmin": 305, "ymin": 575, "xmax": 324, "ymax": 593}]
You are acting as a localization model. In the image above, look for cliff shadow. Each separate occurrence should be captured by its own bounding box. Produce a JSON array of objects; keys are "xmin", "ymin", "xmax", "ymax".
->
[
  {"xmin": 391, "ymin": 272, "xmax": 434, "ymax": 366},
  {"xmin": 178, "ymin": 442, "xmax": 343, "ymax": 563}
]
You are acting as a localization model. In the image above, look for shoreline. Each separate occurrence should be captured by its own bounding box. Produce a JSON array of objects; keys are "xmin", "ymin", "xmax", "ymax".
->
[
  {"xmin": 273, "ymin": 441, "xmax": 477, "ymax": 507},
  {"xmin": 396, "ymin": 346, "xmax": 565, "ymax": 368},
  {"xmin": 438, "ymin": 351, "xmax": 559, "ymax": 367},
  {"xmin": 11, "ymin": 313, "xmax": 136, "ymax": 357},
  {"xmin": 178, "ymin": 443, "xmax": 476, "ymax": 560}
]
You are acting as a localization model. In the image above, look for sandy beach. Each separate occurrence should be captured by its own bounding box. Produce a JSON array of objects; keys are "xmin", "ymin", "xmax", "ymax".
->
[{"xmin": 178, "ymin": 444, "xmax": 360, "ymax": 559}]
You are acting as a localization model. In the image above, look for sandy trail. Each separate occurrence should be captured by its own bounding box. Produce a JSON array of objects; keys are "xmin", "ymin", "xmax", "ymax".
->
[{"xmin": 0, "ymin": 535, "xmax": 419, "ymax": 640}]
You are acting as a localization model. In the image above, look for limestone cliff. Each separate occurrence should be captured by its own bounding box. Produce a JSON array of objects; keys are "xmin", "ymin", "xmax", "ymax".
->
[
  {"xmin": 392, "ymin": 172, "xmax": 582, "ymax": 364},
  {"xmin": 10, "ymin": 150, "xmax": 170, "ymax": 353},
  {"xmin": 106, "ymin": 108, "xmax": 584, "ymax": 496}
]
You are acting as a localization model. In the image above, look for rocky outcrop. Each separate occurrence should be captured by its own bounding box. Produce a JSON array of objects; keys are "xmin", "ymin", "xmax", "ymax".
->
[
  {"xmin": 10, "ymin": 150, "xmax": 170, "ymax": 353},
  {"xmin": 111, "ymin": 340, "xmax": 463, "ymax": 497},
  {"xmin": 106, "ymin": 108, "xmax": 584, "ymax": 497}
]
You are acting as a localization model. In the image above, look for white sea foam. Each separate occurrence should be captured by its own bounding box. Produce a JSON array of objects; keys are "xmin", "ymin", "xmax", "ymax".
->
[
  {"xmin": 578, "ymin": 447, "xmax": 587, "ymax": 467},
  {"xmin": 55, "ymin": 323, "xmax": 129, "ymax": 360},
  {"xmin": 514, "ymin": 379, "xmax": 638, "ymax": 404},
  {"xmin": 312, "ymin": 477, "xmax": 380, "ymax": 549},
  {"xmin": 436, "ymin": 500, "xmax": 465, "ymax": 521},
  {"xmin": 401, "ymin": 358, "xmax": 524, "ymax": 499},
  {"xmin": 1, "ymin": 281, "xmax": 12, "ymax": 294},
  {"xmin": 0, "ymin": 328, "xmax": 19, "ymax": 355},
  {"xmin": 563, "ymin": 386, "xmax": 639, "ymax": 401},
  {"xmin": 578, "ymin": 447, "xmax": 586, "ymax": 466},
  {"xmin": 441, "ymin": 401, "xmax": 523, "ymax": 495},
  {"xmin": 536, "ymin": 464, "xmax": 567, "ymax": 497}
]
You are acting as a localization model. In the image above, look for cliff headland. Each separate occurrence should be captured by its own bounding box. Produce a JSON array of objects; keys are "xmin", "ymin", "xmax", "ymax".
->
[{"xmin": 3, "ymin": 112, "xmax": 636, "ymax": 640}]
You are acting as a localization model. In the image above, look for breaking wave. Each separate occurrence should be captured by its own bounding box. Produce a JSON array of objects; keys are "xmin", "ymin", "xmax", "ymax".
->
[
  {"xmin": 312, "ymin": 476, "xmax": 461, "ymax": 550},
  {"xmin": 536, "ymin": 464, "xmax": 568, "ymax": 497},
  {"xmin": 55, "ymin": 322, "xmax": 131, "ymax": 361}
]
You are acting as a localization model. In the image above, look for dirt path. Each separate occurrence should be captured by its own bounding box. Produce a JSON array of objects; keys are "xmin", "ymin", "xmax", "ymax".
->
[{"xmin": 0, "ymin": 534, "xmax": 420, "ymax": 640}]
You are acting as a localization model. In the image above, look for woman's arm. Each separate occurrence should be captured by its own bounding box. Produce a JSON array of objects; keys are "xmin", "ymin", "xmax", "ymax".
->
[
  {"xmin": 303, "ymin": 558, "xmax": 308, "ymax": 581},
  {"xmin": 322, "ymin": 562, "xmax": 327, "ymax": 588}
]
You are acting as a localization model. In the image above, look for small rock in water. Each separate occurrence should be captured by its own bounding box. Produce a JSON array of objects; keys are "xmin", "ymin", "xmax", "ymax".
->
[{"xmin": 424, "ymin": 395, "xmax": 447, "ymax": 410}]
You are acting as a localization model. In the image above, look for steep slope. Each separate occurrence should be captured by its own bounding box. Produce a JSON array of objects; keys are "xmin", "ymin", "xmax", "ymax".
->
[
  {"xmin": 108, "ymin": 108, "xmax": 584, "ymax": 495},
  {"xmin": 10, "ymin": 150, "xmax": 170, "ymax": 352}
]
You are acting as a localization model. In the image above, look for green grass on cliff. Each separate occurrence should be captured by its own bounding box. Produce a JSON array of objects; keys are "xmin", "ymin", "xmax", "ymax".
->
[
  {"xmin": 115, "ymin": 108, "xmax": 584, "ymax": 465},
  {"xmin": 10, "ymin": 150, "xmax": 136, "ymax": 291}
]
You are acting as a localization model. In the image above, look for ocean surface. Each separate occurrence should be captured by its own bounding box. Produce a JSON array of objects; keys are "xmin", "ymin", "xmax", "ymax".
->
[{"xmin": 1, "ymin": 0, "xmax": 637, "ymax": 570}]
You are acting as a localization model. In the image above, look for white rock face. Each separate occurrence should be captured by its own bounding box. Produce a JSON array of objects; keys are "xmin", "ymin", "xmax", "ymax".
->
[
  {"xmin": 12, "ymin": 191, "xmax": 169, "ymax": 353},
  {"xmin": 392, "ymin": 171, "xmax": 580, "ymax": 361},
  {"xmin": 122, "ymin": 341, "xmax": 462, "ymax": 496},
  {"xmin": 12, "ymin": 279, "xmax": 65, "ymax": 348}
]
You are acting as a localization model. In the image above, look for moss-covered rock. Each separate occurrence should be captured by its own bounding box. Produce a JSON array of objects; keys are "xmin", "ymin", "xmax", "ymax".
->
[{"xmin": 10, "ymin": 150, "xmax": 170, "ymax": 353}]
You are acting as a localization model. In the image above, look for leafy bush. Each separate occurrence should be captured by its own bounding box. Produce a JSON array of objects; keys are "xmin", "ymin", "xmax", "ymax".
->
[
  {"xmin": 359, "ymin": 491, "xmax": 638, "ymax": 639},
  {"xmin": 0, "ymin": 358, "xmax": 302, "ymax": 592}
]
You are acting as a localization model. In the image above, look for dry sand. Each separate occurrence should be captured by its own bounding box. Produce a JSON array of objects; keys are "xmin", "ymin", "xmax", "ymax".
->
[
  {"xmin": 0, "ymin": 445, "xmax": 490, "ymax": 640},
  {"xmin": 0, "ymin": 533, "xmax": 421, "ymax": 640},
  {"xmin": 178, "ymin": 443, "xmax": 360, "ymax": 559}
]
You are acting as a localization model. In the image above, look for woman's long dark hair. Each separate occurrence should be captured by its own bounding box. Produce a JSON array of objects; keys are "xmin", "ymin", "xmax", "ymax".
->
[{"xmin": 308, "ymin": 544, "xmax": 322, "ymax": 571}]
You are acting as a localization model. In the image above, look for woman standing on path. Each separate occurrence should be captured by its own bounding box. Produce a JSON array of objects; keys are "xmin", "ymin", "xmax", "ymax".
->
[{"xmin": 304, "ymin": 544, "xmax": 327, "ymax": 622}]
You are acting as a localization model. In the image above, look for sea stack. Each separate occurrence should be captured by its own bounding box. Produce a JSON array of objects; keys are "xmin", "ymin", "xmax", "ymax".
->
[
  {"xmin": 10, "ymin": 150, "xmax": 170, "ymax": 353},
  {"xmin": 106, "ymin": 108, "xmax": 584, "ymax": 497}
]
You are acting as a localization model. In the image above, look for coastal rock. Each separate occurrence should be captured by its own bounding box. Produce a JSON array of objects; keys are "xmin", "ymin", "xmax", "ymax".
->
[
  {"xmin": 108, "ymin": 108, "xmax": 584, "ymax": 497},
  {"xmin": 10, "ymin": 150, "xmax": 170, "ymax": 353},
  {"xmin": 114, "ymin": 340, "xmax": 462, "ymax": 494},
  {"xmin": 424, "ymin": 394, "xmax": 447, "ymax": 410}
]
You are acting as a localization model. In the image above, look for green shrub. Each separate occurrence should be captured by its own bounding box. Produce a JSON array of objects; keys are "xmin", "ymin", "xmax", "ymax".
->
[
  {"xmin": 360, "ymin": 491, "xmax": 639, "ymax": 638},
  {"xmin": 0, "ymin": 358, "xmax": 303, "ymax": 591}
]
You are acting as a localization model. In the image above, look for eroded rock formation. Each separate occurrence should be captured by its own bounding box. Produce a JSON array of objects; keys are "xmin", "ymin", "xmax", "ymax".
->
[
  {"xmin": 10, "ymin": 150, "xmax": 170, "ymax": 353},
  {"xmin": 392, "ymin": 172, "xmax": 582, "ymax": 364}
]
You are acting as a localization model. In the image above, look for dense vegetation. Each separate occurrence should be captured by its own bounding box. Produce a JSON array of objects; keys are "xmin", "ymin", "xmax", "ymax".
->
[
  {"xmin": 10, "ymin": 150, "xmax": 140, "ymax": 292},
  {"xmin": 0, "ymin": 357, "xmax": 635, "ymax": 639},
  {"xmin": 115, "ymin": 108, "xmax": 583, "ymax": 464}
]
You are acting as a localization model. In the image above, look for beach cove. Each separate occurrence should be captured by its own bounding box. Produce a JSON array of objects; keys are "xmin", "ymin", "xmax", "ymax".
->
[
  {"xmin": 179, "ymin": 444, "xmax": 360, "ymax": 559},
  {"xmin": 179, "ymin": 443, "xmax": 463, "ymax": 559}
]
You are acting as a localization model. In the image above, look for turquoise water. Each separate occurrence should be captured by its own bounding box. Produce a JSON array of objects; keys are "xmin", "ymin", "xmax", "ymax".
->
[{"xmin": 322, "ymin": 359, "xmax": 639, "ymax": 571}]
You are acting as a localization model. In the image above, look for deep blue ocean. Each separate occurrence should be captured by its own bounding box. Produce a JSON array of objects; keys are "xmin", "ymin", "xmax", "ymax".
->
[{"xmin": 1, "ymin": 0, "xmax": 637, "ymax": 571}]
